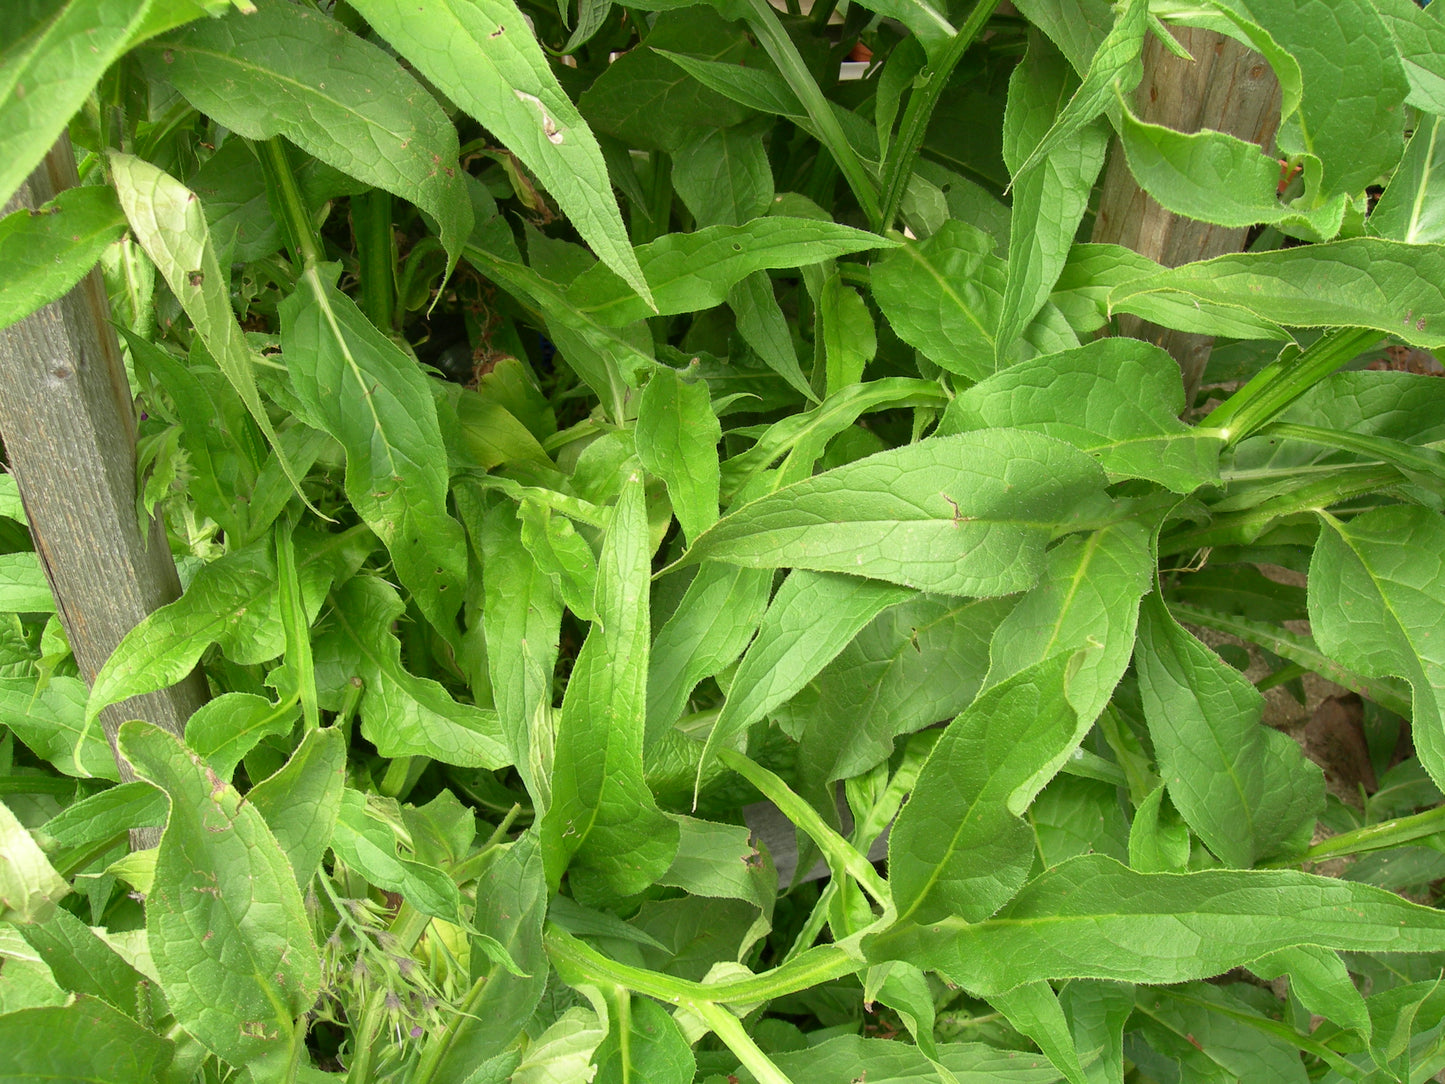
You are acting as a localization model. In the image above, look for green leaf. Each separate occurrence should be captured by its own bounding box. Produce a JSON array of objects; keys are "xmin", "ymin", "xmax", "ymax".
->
[
  {"xmin": 0, "ymin": 0, "xmax": 155, "ymax": 207},
  {"xmin": 137, "ymin": 0, "xmax": 471, "ymax": 265},
  {"xmin": 1108, "ymin": 240, "xmax": 1445, "ymax": 349},
  {"xmin": 637, "ymin": 365, "xmax": 722, "ymax": 546},
  {"xmin": 0, "ymin": 997, "xmax": 174, "ymax": 1083},
  {"xmin": 280, "ymin": 263, "xmax": 466, "ymax": 635},
  {"xmin": 0, "ymin": 552, "xmax": 52, "ymax": 612},
  {"xmin": 1242, "ymin": 0, "xmax": 1407, "ymax": 198},
  {"xmin": 0, "ymin": 798, "xmax": 69, "ymax": 924},
  {"xmin": 868, "ymin": 853, "xmax": 1445, "ymax": 996},
  {"xmin": 1375, "ymin": 0, "xmax": 1445, "ymax": 115},
  {"xmin": 119, "ymin": 721, "xmax": 320, "ymax": 1066},
  {"xmin": 0, "ymin": 677, "xmax": 115, "ymax": 780},
  {"xmin": 989, "ymin": 982, "xmax": 1089, "ymax": 1084},
  {"xmin": 429, "ymin": 831, "xmax": 550, "ymax": 1080},
  {"xmin": 472, "ymin": 494, "xmax": 562, "ymax": 803},
  {"xmin": 16, "ymin": 906, "xmax": 158, "ymax": 1020},
  {"xmin": 246, "ymin": 726, "xmax": 345, "ymax": 888},
  {"xmin": 646, "ymin": 562, "xmax": 773, "ymax": 745},
  {"xmin": 1250, "ymin": 945, "xmax": 1370, "ymax": 1037},
  {"xmin": 1127, "ymin": 784, "xmax": 1190, "ymax": 873},
  {"xmin": 700, "ymin": 570, "xmax": 915, "ymax": 788},
  {"xmin": 728, "ymin": 271, "xmax": 816, "ymax": 401},
  {"xmin": 87, "ymin": 527, "xmax": 368, "ymax": 723},
  {"xmin": 945, "ymin": 338, "xmax": 1223, "ymax": 492},
  {"xmin": 565, "ymin": 218, "xmax": 895, "ymax": 326},
  {"xmin": 1131, "ymin": 984, "xmax": 1310, "ymax": 1083},
  {"xmin": 39, "ymin": 781, "xmax": 167, "ymax": 853},
  {"xmin": 108, "ymin": 153, "xmax": 313, "ymax": 510},
  {"xmin": 349, "ymin": 0, "xmax": 653, "ymax": 306},
  {"xmin": 767, "ymin": 1033, "xmax": 1068, "ymax": 1081},
  {"xmin": 981, "ymin": 520, "xmax": 1152, "ymax": 796},
  {"xmin": 684, "ymin": 430, "xmax": 1110, "ymax": 597},
  {"xmin": 1133, "ymin": 593, "xmax": 1322, "ymax": 867},
  {"xmin": 594, "ymin": 995, "xmax": 696, "ymax": 1084},
  {"xmin": 185, "ymin": 692, "xmax": 301, "ymax": 781},
  {"xmin": 541, "ymin": 472, "xmax": 680, "ymax": 901},
  {"xmin": 0, "ymin": 185, "xmax": 126, "ymax": 331},
  {"xmin": 316, "ymin": 575, "xmax": 510, "ymax": 769},
  {"xmin": 658, "ymin": 814, "xmax": 776, "ymax": 917},
  {"xmin": 871, "ymin": 220, "xmax": 1006, "ymax": 381},
  {"xmin": 330, "ymin": 788, "xmax": 462, "ymax": 922},
  {"xmin": 519, "ymin": 498, "xmax": 599, "ymax": 623},
  {"xmin": 820, "ymin": 271, "xmax": 876, "ymax": 395},
  {"xmin": 996, "ymin": 37, "xmax": 1109, "ymax": 362},
  {"xmin": 1310, "ymin": 504, "xmax": 1445, "ymax": 792},
  {"xmin": 889, "ymin": 653, "xmax": 1080, "ymax": 925},
  {"xmin": 672, "ymin": 123, "xmax": 774, "ymax": 228},
  {"xmin": 796, "ymin": 595, "xmax": 1010, "ymax": 787},
  {"xmin": 1371, "ymin": 116, "xmax": 1445, "ymax": 245},
  {"xmin": 1117, "ymin": 96, "xmax": 1345, "ymax": 241}
]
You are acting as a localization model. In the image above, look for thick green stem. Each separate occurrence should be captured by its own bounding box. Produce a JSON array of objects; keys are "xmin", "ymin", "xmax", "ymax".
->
[
  {"xmin": 1203, "ymin": 327, "xmax": 1381, "ymax": 445},
  {"xmin": 352, "ymin": 189, "xmax": 396, "ymax": 332},
  {"xmin": 878, "ymin": 0, "xmax": 1001, "ymax": 233},
  {"xmin": 257, "ymin": 137, "xmax": 322, "ymax": 269},
  {"xmin": 1294, "ymin": 803, "xmax": 1445, "ymax": 864},
  {"xmin": 687, "ymin": 999, "xmax": 791, "ymax": 1084}
]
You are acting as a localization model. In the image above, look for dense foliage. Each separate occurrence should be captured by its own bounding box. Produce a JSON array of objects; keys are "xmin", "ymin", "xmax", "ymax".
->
[{"xmin": 6, "ymin": 0, "xmax": 1445, "ymax": 1079}]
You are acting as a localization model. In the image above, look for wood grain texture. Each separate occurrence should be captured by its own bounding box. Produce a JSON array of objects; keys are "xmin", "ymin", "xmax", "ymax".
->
[
  {"xmin": 0, "ymin": 137, "xmax": 207, "ymax": 785},
  {"xmin": 1092, "ymin": 26, "xmax": 1282, "ymax": 397}
]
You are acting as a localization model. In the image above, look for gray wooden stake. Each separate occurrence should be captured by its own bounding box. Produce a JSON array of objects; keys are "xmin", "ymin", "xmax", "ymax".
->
[{"xmin": 0, "ymin": 136, "xmax": 207, "ymax": 788}]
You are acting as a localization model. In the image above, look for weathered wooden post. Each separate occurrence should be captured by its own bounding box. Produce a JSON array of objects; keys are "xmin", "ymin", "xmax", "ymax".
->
[
  {"xmin": 0, "ymin": 136, "xmax": 207, "ymax": 785},
  {"xmin": 1092, "ymin": 26, "xmax": 1282, "ymax": 398}
]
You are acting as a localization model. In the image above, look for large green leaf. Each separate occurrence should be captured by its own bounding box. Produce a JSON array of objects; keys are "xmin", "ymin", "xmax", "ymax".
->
[
  {"xmin": 541, "ymin": 473, "xmax": 679, "ymax": 901},
  {"xmin": 1370, "ymin": 116, "xmax": 1445, "ymax": 244},
  {"xmin": 138, "ymin": 0, "xmax": 471, "ymax": 264},
  {"xmin": 1310, "ymin": 504, "xmax": 1445, "ymax": 792},
  {"xmin": 564, "ymin": 217, "xmax": 895, "ymax": 326},
  {"xmin": 944, "ymin": 338, "xmax": 1223, "ymax": 493},
  {"xmin": 87, "ymin": 527, "xmax": 369, "ymax": 724},
  {"xmin": 0, "ymin": 997, "xmax": 174, "ymax": 1083},
  {"xmin": 768, "ymin": 1033, "xmax": 1067, "ymax": 1082},
  {"xmin": 471, "ymin": 494, "xmax": 562, "ymax": 803},
  {"xmin": 796, "ymin": 595, "xmax": 1010, "ymax": 787},
  {"xmin": 871, "ymin": 219, "xmax": 1006, "ymax": 382},
  {"xmin": 119, "ymin": 721, "xmax": 320, "ymax": 1067},
  {"xmin": 314, "ymin": 575, "xmax": 510, "ymax": 769},
  {"xmin": 672, "ymin": 123, "xmax": 774, "ymax": 228},
  {"xmin": 246, "ymin": 726, "xmax": 345, "ymax": 888},
  {"xmin": 1375, "ymin": 0, "xmax": 1445, "ymax": 115},
  {"xmin": 0, "ymin": 799, "xmax": 69, "ymax": 925},
  {"xmin": 1130, "ymin": 984, "xmax": 1310, "ymax": 1083},
  {"xmin": 996, "ymin": 37, "xmax": 1109, "ymax": 362},
  {"xmin": 0, "ymin": 0, "xmax": 156, "ymax": 207},
  {"xmin": 646, "ymin": 562, "xmax": 773, "ymax": 745},
  {"xmin": 1108, "ymin": 240, "xmax": 1445, "ymax": 348},
  {"xmin": 698, "ymin": 570, "xmax": 914, "ymax": 789},
  {"xmin": 330, "ymin": 789, "xmax": 463, "ymax": 922},
  {"xmin": 1133, "ymin": 594, "xmax": 1322, "ymax": 868},
  {"xmin": 889, "ymin": 654, "xmax": 1082, "ymax": 925},
  {"xmin": 109, "ymin": 153, "xmax": 313, "ymax": 507},
  {"xmin": 683, "ymin": 431, "xmax": 1111, "ymax": 597},
  {"xmin": 868, "ymin": 853, "xmax": 1445, "ymax": 996},
  {"xmin": 16, "ymin": 906, "xmax": 159, "ymax": 1020},
  {"xmin": 280, "ymin": 264, "xmax": 466, "ymax": 635},
  {"xmin": 0, "ymin": 185, "xmax": 126, "ymax": 331},
  {"xmin": 0, "ymin": 676, "xmax": 115, "ymax": 780},
  {"xmin": 349, "ymin": 0, "xmax": 653, "ymax": 305},
  {"xmin": 636, "ymin": 365, "xmax": 721, "ymax": 546}
]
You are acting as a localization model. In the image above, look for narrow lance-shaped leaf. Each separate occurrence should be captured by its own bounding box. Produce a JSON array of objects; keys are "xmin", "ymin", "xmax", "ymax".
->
[
  {"xmin": 1310, "ymin": 505, "xmax": 1445, "ymax": 793},
  {"xmin": 137, "ymin": 0, "xmax": 472, "ymax": 265},
  {"xmin": 996, "ymin": 37, "xmax": 1109, "ymax": 363},
  {"xmin": 1370, "ymin": 116, "xmax": 1445, "ymax": 244},
  {"xmin": 636, "ymin": 365, "xmax": 722, "ymax": 546},
  {"xmin": 866, "ymin": 853, "xmax": 1445, "ymax": 996},
  {"xmin": 349, "ymin": 0, "xmax": 654, "ymax": 306},
  {"xmin": 1008, "ymin": 0, "xmax": 1144, "ymax": 182},
  {"xmin": 118, "ymin": 721, "xmax": 321, "ymax": 1067},
  {"xmin": 988, "ymin": 982, "xmax": 1089, "ymax": 1084},
  {"xmin": 888, "ymin": 652, "xmax": 1081, "ymax": 926},
  {"xmin": 699, "ymin": 570, "xmax": 915, "ymax": 792},
  {"xmin": 0, "ymin": 798, "xmax": 69, "ymax": 924},
  {"xmin": 280, "ymin": 263, "xmax": 466, "ymax": 635},
  {"xmin": 541, "ymin": 473, "xmax": 680, "ymax": 901},
  {"xmin": 0, "ymin": 0, "xmax": 156, "ymax": 207},
  {"xmin": 683, "ymin": 430, "xmax": 1111, "ymax": 597},
  {"xmin": 1109, "ymin": 239, "xmax": 1445, "ymax": 349},
  {"xmin": 246, "ymin": 726, "xmax": 346, "ymax": 888},
  {"xmin": 945, "ymin": 337, "xmax": 1223, "ymax": 493},
  {"xmin": 109, "ymin": 153, "xmax": 314, "ymax": 508},
  {"xmin": 1133, "ymin": 593, "xmax": 1323, "ymax": 868},
  {"xmin": 0, "ymin": 185, "xmax": 126, "ymax": 331},
  {"xmin": 0, "ymin": 998, "xmax": 174, "ymax": 1084},
  {"xmin": 566, "ymin": 217, "xmax": 896, "ymax": 326}
]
